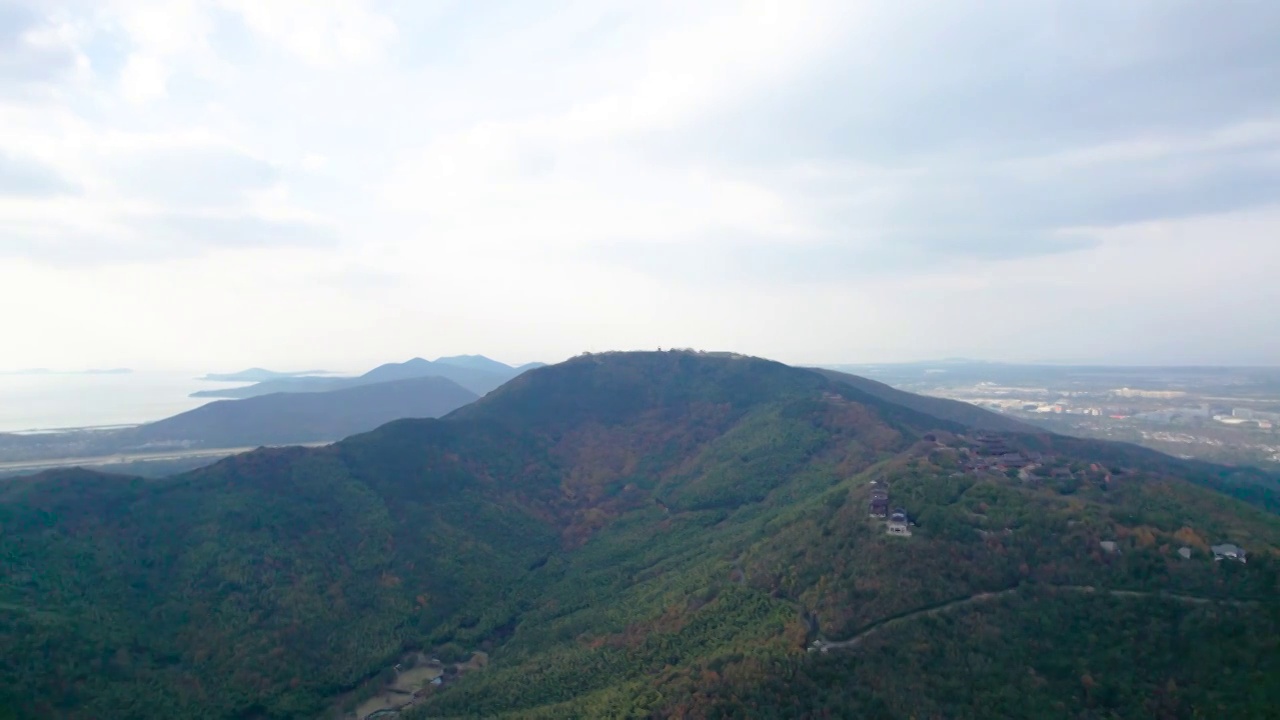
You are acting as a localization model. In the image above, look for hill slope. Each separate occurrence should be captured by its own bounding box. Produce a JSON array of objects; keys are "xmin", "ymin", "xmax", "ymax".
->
[
  {"xmin": 1, "ymin": 351, "xmax": 1276, "ymax": 719},
  {"xmin": 812, "ymin": 366, "xmax": 1037, "ymax": 432}
]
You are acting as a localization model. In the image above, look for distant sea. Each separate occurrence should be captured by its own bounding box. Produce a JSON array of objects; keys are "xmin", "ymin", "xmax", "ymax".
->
[{"xmin": 0, "ymin": 372, "xmax": 246, "ymax": 433}]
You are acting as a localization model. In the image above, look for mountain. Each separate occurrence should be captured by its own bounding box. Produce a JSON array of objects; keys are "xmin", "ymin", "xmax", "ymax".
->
[
  {"xmin": 129, "ymin": 376, "xmax": 478, "ymax": 448},
  {"xmin": 0, "ymin": 377, "xmax": 479, "ymax": 467},
  {"xmin": 192, "ymin": 356, "xmax": 533, "ymax": 399},
  {"xmin": 360, "ymin": 358, "xmax": 518, "ymax": 396},
  {"xmin": 360, "ymin": 357, "xmax": 439, "ymax": 383},
  {"xmin": 434, "ymin": 354, "xmax": 521, "ymax": 375},
  {"xmin": 1, "ymin": 351, "xmax": 1276, "ymax": 719},
  {"xmin": 201, "ymin": 368, "xmax": 335, "ymax": 382}
]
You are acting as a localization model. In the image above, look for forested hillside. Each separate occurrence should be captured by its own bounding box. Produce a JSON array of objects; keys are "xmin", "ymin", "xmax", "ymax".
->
[{"xmin": 1, "ymin": 351, "xmax": 1276, "ymax": 719}]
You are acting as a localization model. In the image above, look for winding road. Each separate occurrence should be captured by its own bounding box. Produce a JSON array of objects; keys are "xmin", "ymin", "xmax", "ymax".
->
[{"xmin": 811, "ymin": 585, "xmax": 1262, "ymax": 652}]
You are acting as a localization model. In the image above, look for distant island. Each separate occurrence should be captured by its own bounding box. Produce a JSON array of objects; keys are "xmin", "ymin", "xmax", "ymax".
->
[
  {"xmin": 0, "ymin": 368, "xmax": 133, "ymax": 376},
  {"xmin": 200, "ymin": 367, "xmax": 339, "ymax": 382}
]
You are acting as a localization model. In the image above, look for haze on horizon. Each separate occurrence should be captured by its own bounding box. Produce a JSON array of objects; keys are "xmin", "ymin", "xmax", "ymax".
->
[{"xmin": 2, "ymin": 0, "xmax": 1278, "ymax": 372}]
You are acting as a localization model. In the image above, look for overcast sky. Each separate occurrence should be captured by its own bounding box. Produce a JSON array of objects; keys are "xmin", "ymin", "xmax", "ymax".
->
[{"xmin": 2, "ymin": 0, "xmax": 1278, "ymax": 371}]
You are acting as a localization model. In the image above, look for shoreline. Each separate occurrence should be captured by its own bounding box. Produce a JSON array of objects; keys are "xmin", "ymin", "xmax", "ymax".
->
[
  {"xmin": 3, "ymin": 424, "xmax": 141, "ymax": 436},
  {"xmin": 0, "ymin": 442, "xmax": 332, "ymax": 474}
]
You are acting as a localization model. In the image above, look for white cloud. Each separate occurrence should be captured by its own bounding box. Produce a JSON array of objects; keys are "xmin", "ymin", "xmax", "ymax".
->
[
  {"xmin": 118, "ymin": 53, "xmax": 168, "ymax": 102},
  {"xmin": 218, "ymin": 0, "xmax": 396, "ymax": 66},
  {"xmin": 299, "ymin": 152, "xmax": 327, "ymax": 171},
  {"xmin": 0, "ymin": 0, "xmax": 1277, "ymax": 371},
  {"xmin": 109, "ymin": 0, "xmax": 222, "ymax": 102}
]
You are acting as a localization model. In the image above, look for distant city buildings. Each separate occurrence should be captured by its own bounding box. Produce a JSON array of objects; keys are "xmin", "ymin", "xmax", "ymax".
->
[
  {"xmin": 1214, "ymin": 412, "xmax": 1276, "ymax": 430},
  {"xmin": 1232, "ymin": 408, "xmax": 1280, "ymax": 423},
  {"xmin": 1112, "ymin": 388, "xmax": 1186, "ymax": 399},
  {"xmin": 902, "ymin": 370, "xmax": 1280, "ymax": 468}
]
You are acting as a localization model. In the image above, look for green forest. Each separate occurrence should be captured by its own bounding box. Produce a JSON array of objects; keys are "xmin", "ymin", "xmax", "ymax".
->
[{"xmin": 2, "ymin": 352, "xmax": 1278, "ymax": 719}]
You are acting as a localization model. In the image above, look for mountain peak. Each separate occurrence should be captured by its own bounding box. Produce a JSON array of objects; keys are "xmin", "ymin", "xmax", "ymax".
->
[
  {"xmin": 450, "ymin": 350, "xmax": 829, "ymax": 429},
  {"xmin": 433, "ymin": 354, "xmax": 515, "ymax": 374}
]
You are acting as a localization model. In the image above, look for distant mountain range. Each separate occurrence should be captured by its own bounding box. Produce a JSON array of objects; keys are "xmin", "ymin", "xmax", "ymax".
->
[
  {"xmin": 0, "ymin": 375, "xmax": 480, "ymax": 467},
  {"xmin": 191, "ymin": 356, "xmax": 544, "ymax": 398},
  {"xmin": 132, "ymin": 375, "xmax": 477, "ymax": 448},
  {"xmin": 200, "ymin": 368, "xmax": 337, "ymax": 382}
]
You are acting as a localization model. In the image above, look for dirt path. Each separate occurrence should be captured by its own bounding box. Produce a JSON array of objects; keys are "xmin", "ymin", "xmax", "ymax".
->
[{"xmin": 811, "ymin": 585, "xmax": 1262, "ymax": 652}]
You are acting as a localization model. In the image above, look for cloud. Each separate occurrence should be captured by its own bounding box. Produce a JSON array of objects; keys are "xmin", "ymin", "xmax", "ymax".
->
[
  {"xmin": 640, "ymin": 1, "xmax": 1280, "ymax": 264},
  {"xmin": 143, "ymin": 213, "xmax": 335, "ymax": 250},
  {"xmin": 0, "ymin": 150, "xmax": 77, "ymax": 196},
  {"xmin": 110, "ymin": 0, "xmax": 230, "ymax": 103},
  {"xmin": 218, "ymin": 0, "xmax": 397, "ymax": 67},
  {"xmin": 0, "ymin": 213, "xmax": 334, "ymax": 265},
  {"xmin": 320, "ymin": 265, "xmax": 406, "ymax": 293},
  {"xmin": 588, "ymin": 230, "xmax": 1096, "ymax": 290},
  {"xmin": 109, "ymin": 144, "xmax": 279, "ymax": 207},
  {"xmin": 0, "ymin": 0, "xmax": 79, "ymax": 85},
  {"xmin": 0, "ymin": 0, "xmax": 1278, "ymax": 369},
  {"xmin": 686, "ymin": 2, "xmax": 1280, "ymax": 161},
  {"xmin": 0, "ymin": 131, "xmax": 328, "ymax": 262}
]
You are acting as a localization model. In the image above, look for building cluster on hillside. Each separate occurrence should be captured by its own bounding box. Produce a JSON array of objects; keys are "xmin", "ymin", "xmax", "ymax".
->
[
  {"xmin": 867, "ymin": 480, "xmax": 912, "ymax": 536},
  {"xmin": 1100, "ymin": 540, "xmax": 1246, "ymax": 563},
  {"xmin": 942, "ymin": 434, "xmax": 1134, "ymax": 494},
  {"xmin": 1211, "ymin": 543, "xmax": 1247, "ymax": 563},
  {"xmin": 958, "ymin": 434, "xmax": 1039, "ymax": 474},
  {"xmin": 869, "ymin": 481, "xmax": 889, "ymax": 518},
  {"xmin": 887, "ymin": 507, "xmax": 912, "ymax": 536}
]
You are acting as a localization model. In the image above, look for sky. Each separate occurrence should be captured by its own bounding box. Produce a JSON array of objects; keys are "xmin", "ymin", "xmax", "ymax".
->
[{"xmin": 1, "ymin": 0, "xmax": 1278, "ymax": 372}]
